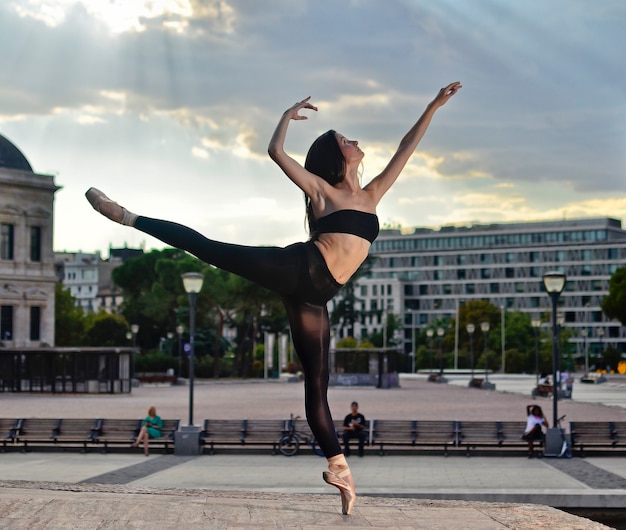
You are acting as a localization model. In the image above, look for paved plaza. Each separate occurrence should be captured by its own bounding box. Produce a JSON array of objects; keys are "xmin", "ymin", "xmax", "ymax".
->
[{"xmin": 1, "ymin": 374, "xmax": 625, "ymax": 528}]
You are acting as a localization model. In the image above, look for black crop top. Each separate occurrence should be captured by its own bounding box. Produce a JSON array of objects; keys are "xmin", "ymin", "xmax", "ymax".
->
[{"xmin": 312, "ymin": 209, "xmax": 379, "ymax": 244}]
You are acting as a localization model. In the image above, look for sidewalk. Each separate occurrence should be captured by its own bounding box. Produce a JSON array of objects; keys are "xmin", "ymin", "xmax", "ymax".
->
[{"xmin": 1, "ymin": 375, "xmax": 625, "ymax": 528}]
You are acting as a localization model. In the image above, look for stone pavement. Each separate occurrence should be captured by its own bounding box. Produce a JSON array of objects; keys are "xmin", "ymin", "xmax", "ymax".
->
[
  {"xmin": 0, "ymin": 482, "xmax": 611, "ymax": 529},
  {"xmin": 1, "ymin": 374, "xmax": 625, "ymax": 528}
]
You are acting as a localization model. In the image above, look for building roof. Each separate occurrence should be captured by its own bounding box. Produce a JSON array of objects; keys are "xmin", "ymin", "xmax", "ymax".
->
[{"xmin": 0, "ymin": 133, "xmax": 33, "ymax": 172}]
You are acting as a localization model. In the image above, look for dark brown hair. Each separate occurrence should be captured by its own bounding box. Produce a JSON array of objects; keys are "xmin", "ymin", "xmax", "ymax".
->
[{"xmin": 303, "ymin": 130, "xmax": 345, "ymax": 235}]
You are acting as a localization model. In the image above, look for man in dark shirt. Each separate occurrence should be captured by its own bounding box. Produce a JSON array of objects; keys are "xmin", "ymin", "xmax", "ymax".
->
[{"xmin": 342, "ymin": 401, "xmax": 367, "ymax": 457}]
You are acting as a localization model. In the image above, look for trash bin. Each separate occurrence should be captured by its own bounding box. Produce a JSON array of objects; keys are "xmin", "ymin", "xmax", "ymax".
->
[{"xmin": 175, "ymin": 425, "xmax": 202, "ymax": 455}]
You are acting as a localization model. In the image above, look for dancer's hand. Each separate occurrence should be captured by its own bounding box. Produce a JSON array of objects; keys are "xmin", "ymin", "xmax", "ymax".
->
[
  {"xmin": 285, "ymin": 97, "xmax": 318, "ymax": 120},
  {"xmin": 431, "ymin": 82, "xmax": 462, "ymax": 108}
]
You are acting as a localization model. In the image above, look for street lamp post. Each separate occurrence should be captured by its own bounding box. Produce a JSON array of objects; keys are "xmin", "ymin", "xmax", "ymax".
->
[
  {"xmin": 580, "ymin": 328, "xmax": 588, "ymax": 374},
  {"xmin": 181, "ymin": 272, "xmax": 204, "ymax": 427},
  {"xmin": 426, "ymin": 329, "xmax": 434, "ymax": 374},
  {"xmin": 130, "ymin": 324, "xmax": 139, "ymax": 381},
  {"xmin": 408, "ymin": 310, "xmax": 416, "ymax": 373},
  {"xmin": 466, "ymin": 323, "xmax": 475, "ymax": 381},
  {"xmin": 481, "ymin": 321, "xmax": 490, "ymax": 383},
  {"xmin": 176, "ymin": 324, "xmax": 184, "ymax": 378},
  {"xmin": 500, "ymin": 305, "xmax": 506, "ymax": 374},
  {"xmin": 542, "ymin": 271, "xmax": 566, "ymax": 430},
  {"xmin": 437, "ymin": 327, "xmax": 445, "ymax": 376},
  {"xmin": 597, "ymin": 327, "xmax": 605, "ymax": 365},
  {"xmin": 531, "ymin": 317, "xmax": 541, "ymax": 386}
]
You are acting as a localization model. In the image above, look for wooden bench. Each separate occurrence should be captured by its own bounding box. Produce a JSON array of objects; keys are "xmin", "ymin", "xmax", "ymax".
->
[
  {"xmin": 610, "ymin": 421, "xmax": 626, "ymax": 447},
  {"xmin": 200, "ymin": 419, "xmax": 246, "ymax": 454},
  {"xmin": 0, "ymin": 418, "xmax": 20, "ymax": 450},
  {"xmin": 498, "ymin": 421, "xmax": 533, "ymax": 449},
  {"xmin": 457, "ymin": 421, "xmax": 500, "ymax": 455},
  {"xmin": 531, "ymin": 384, "xmax": 554, "ymax": 397},
  {"xmin": 414, "ymin": 421, "xmax": 458, "ymax": 455},
  {"xmin": 52, "ymin": 418, "xmax": 99, "ymax": 452},
  {"xmin": 371, "ymin": 420, "xmax": 415, "ymax": 454},
  {"xmin": 136, "ymin": 372, "xmax": 178, "ymax": 384},
  {"xmin": 94, "ymin": 418, "xmax": 179, "ymax": 453},
  {"xmin": 93, "ymin": 418, "xmax": 141, "ymax": 452},
  {"xmin": 243, "ymin": 419, "xmax": 288, "ymax": 453},
  {"xmin": 570, "ymin": 421, "xmax": 622, "ymax": 456},
  {"xmin": 16, "ymin": 418, "xmax": 61, "ymax": 451}
]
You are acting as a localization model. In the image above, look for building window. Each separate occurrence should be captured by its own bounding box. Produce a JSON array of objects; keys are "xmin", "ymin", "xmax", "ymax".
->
[
  {"xmin": 530, "ymin": 252, "xmax": 540, "ymax": 263},
  {"xmin": 506, "ymin": 252, "xmax": 516, "ymax": 263},
  {"xmin": 419, "ymin": 285, "xmax": 428, "ymax": 295},
  {"xmin": 1, "ymin": 305, "xmax": 13, "ymax": 340},
  {"xmin": 466, "ymin": 284, "xmax": 475, "ymax": 295},
  {"xmin": 372, "ymin": 285, "xmax": 378, "ymax": 296},
  {"xmin": 360, "ymin": 285, "xmax": 368, "ymax": 297},
  {"xmin": 457, "ymin": 269, "xmax": 466, "ymax": 280},
  {"xmin": 505, "ymin": 268, "xmax": 515, "ymax": 278},
  {"xmin": 481, "ymin": 268, "xmax": 491, "ymax": 279},
  {"xmin": 1, "ymin": 224, "xmax": 14, "ymax": 260},
  {"xmin": 30, "ymin": 306, "xmax": 41, "ymax": 341},
  {"xmin": 490, "ymin": 283, "xmax": 500, "ymax": 294},
  {"xmin": 30, "ymin": 226, "xmax": 42, "ymax": 262}
]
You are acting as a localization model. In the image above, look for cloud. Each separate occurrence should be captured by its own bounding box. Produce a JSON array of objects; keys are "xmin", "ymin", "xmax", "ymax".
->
[{"xmin": 0, "ymin": 0, "xmax": 624, "ymax": 255}]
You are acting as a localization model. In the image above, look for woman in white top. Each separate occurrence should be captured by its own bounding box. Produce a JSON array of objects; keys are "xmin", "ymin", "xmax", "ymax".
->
[{"xmin": 523, "ymin": 405, "xmax": 549, "ymax": 458}]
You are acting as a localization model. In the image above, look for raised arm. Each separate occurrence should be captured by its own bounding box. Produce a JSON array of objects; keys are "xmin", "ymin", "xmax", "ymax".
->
[
  {"xmin": 268, "ymin": 97, "xmax": 323, "ymax": 199},
  {"xmin": 364, "ymin": 82, "xmax": 462, "ymax": 204}
]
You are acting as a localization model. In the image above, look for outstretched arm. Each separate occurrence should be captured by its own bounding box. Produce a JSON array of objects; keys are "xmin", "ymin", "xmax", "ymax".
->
[
  {"xmin": 268, "ymin": 97, "xmax": 323, "ymax": 199},
  {"xmin": 364, "ymin": 82, "xmax": 461, "ymax": 204}
]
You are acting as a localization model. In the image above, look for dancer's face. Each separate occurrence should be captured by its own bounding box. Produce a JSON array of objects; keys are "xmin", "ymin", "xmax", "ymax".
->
[{"xmin": 335, "ymin": 132, "xmax": 364, "ymax": 164}]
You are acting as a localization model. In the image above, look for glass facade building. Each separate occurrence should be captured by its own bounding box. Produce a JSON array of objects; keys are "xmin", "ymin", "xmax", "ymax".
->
[{"xmin": 335, "ymin": 217, "xmax": 626, "ymax": 356}]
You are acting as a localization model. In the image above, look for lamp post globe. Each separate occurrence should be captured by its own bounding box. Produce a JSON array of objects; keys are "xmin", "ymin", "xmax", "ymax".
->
[
  {"xmin": 466, "ymin": 323, "xmax": 475, "ymax": 380},
  {"xmin": 531, "ymin": 317, "xmax": 541, "ymax": 386},
  {"xmin": 181, "ymin": 272, "xmax": 204, "ymax": 426},
  {"xmin": 542, "ymin": 271, "xmax": 566, "ymax": 429}
]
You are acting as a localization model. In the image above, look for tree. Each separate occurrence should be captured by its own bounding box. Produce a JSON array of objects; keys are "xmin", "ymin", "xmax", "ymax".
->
[
  {"xmin": 602, "ymin": 266, "xmax": 626, "ymax": 325},
  {"xmin": 54, "ymin": 283, "xmax": 86, "ymax": 346},
  {"xmin": 83, "ymin": 312, "xmax": 129, "ymax": 346}
]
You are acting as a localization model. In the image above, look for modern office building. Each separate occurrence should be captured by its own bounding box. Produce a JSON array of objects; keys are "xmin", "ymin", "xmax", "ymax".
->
[
  {"xmin": 0, "ymin": 134, "xmax": 59, "ymax": 346},
  {"xmin": 334, "ymin": 217, "xmax": 626, "ymax": 356}
]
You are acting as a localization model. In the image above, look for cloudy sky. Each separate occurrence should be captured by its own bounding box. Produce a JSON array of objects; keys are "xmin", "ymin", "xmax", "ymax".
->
[{"xmin": 1, "ymin": 0, "xmax": 624, "ymax": 256}]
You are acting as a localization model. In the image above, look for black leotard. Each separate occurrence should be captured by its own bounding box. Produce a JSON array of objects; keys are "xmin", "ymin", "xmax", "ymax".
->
[
  {"xmin": 312, "ymin": 209, "xmax": 379, "ymax": 243},
  {"xmin": 132, "ymin": 211, "xmax": 379, "ymax": 460}
]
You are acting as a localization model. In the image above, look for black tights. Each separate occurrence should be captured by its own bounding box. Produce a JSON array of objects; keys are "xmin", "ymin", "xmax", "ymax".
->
[{"xmin": 134, "ymin": 216, "xmax": 343, "ymax": 458}]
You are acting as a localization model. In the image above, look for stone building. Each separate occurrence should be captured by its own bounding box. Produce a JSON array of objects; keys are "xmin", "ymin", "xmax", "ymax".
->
[{"xmin": 0, "ymin": 133, "xmax": 59, "ymax": 346}]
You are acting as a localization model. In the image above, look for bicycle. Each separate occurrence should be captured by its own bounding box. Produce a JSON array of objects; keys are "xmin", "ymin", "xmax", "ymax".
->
[
  {"xmin": 279, "ymin": 414, "xmax": 325, "ymax": 457},
  {"xmin": 555, "ymin": 414, "xmax": 572, "ymax": 458}
]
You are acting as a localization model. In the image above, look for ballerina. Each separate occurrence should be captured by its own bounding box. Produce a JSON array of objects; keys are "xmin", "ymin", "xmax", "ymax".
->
[{"xmin": 86, "ymin": 81, "xmax": 461, "ymax": 514}]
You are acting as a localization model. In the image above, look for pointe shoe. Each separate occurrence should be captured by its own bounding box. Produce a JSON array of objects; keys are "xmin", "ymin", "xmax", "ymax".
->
[
  {"xmin": 85, "ymin": 187, "xmax": 137, "ymax": 226},
  {"xmin": 323, "ymin": 467, "xmax": 355, "ymax": 515}
]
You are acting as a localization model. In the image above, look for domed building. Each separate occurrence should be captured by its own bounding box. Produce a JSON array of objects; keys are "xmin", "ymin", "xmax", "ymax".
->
[{"xmin": 0, "ymin": 133, "xmax": 59, "ymax": 347}]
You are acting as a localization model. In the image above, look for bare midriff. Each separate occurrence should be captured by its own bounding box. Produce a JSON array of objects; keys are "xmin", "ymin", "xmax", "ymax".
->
[{"xmin": 313, "ymin": 233, "xmax": 371, "ymax": 286}]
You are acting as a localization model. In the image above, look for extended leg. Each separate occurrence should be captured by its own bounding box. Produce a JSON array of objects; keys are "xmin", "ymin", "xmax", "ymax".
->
[{"xmin": 86, "ymin": 188, "xmax": 302, "ymax": 297}]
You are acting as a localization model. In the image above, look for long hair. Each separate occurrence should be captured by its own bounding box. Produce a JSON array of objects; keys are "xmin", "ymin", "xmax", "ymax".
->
[
  {"xmin": 304, "ymin": 129, "xmax": 346, "ymax": 237},
  {"xmin": 303, "ymin": 129, "xmax": 345, "ymax": 235}
]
